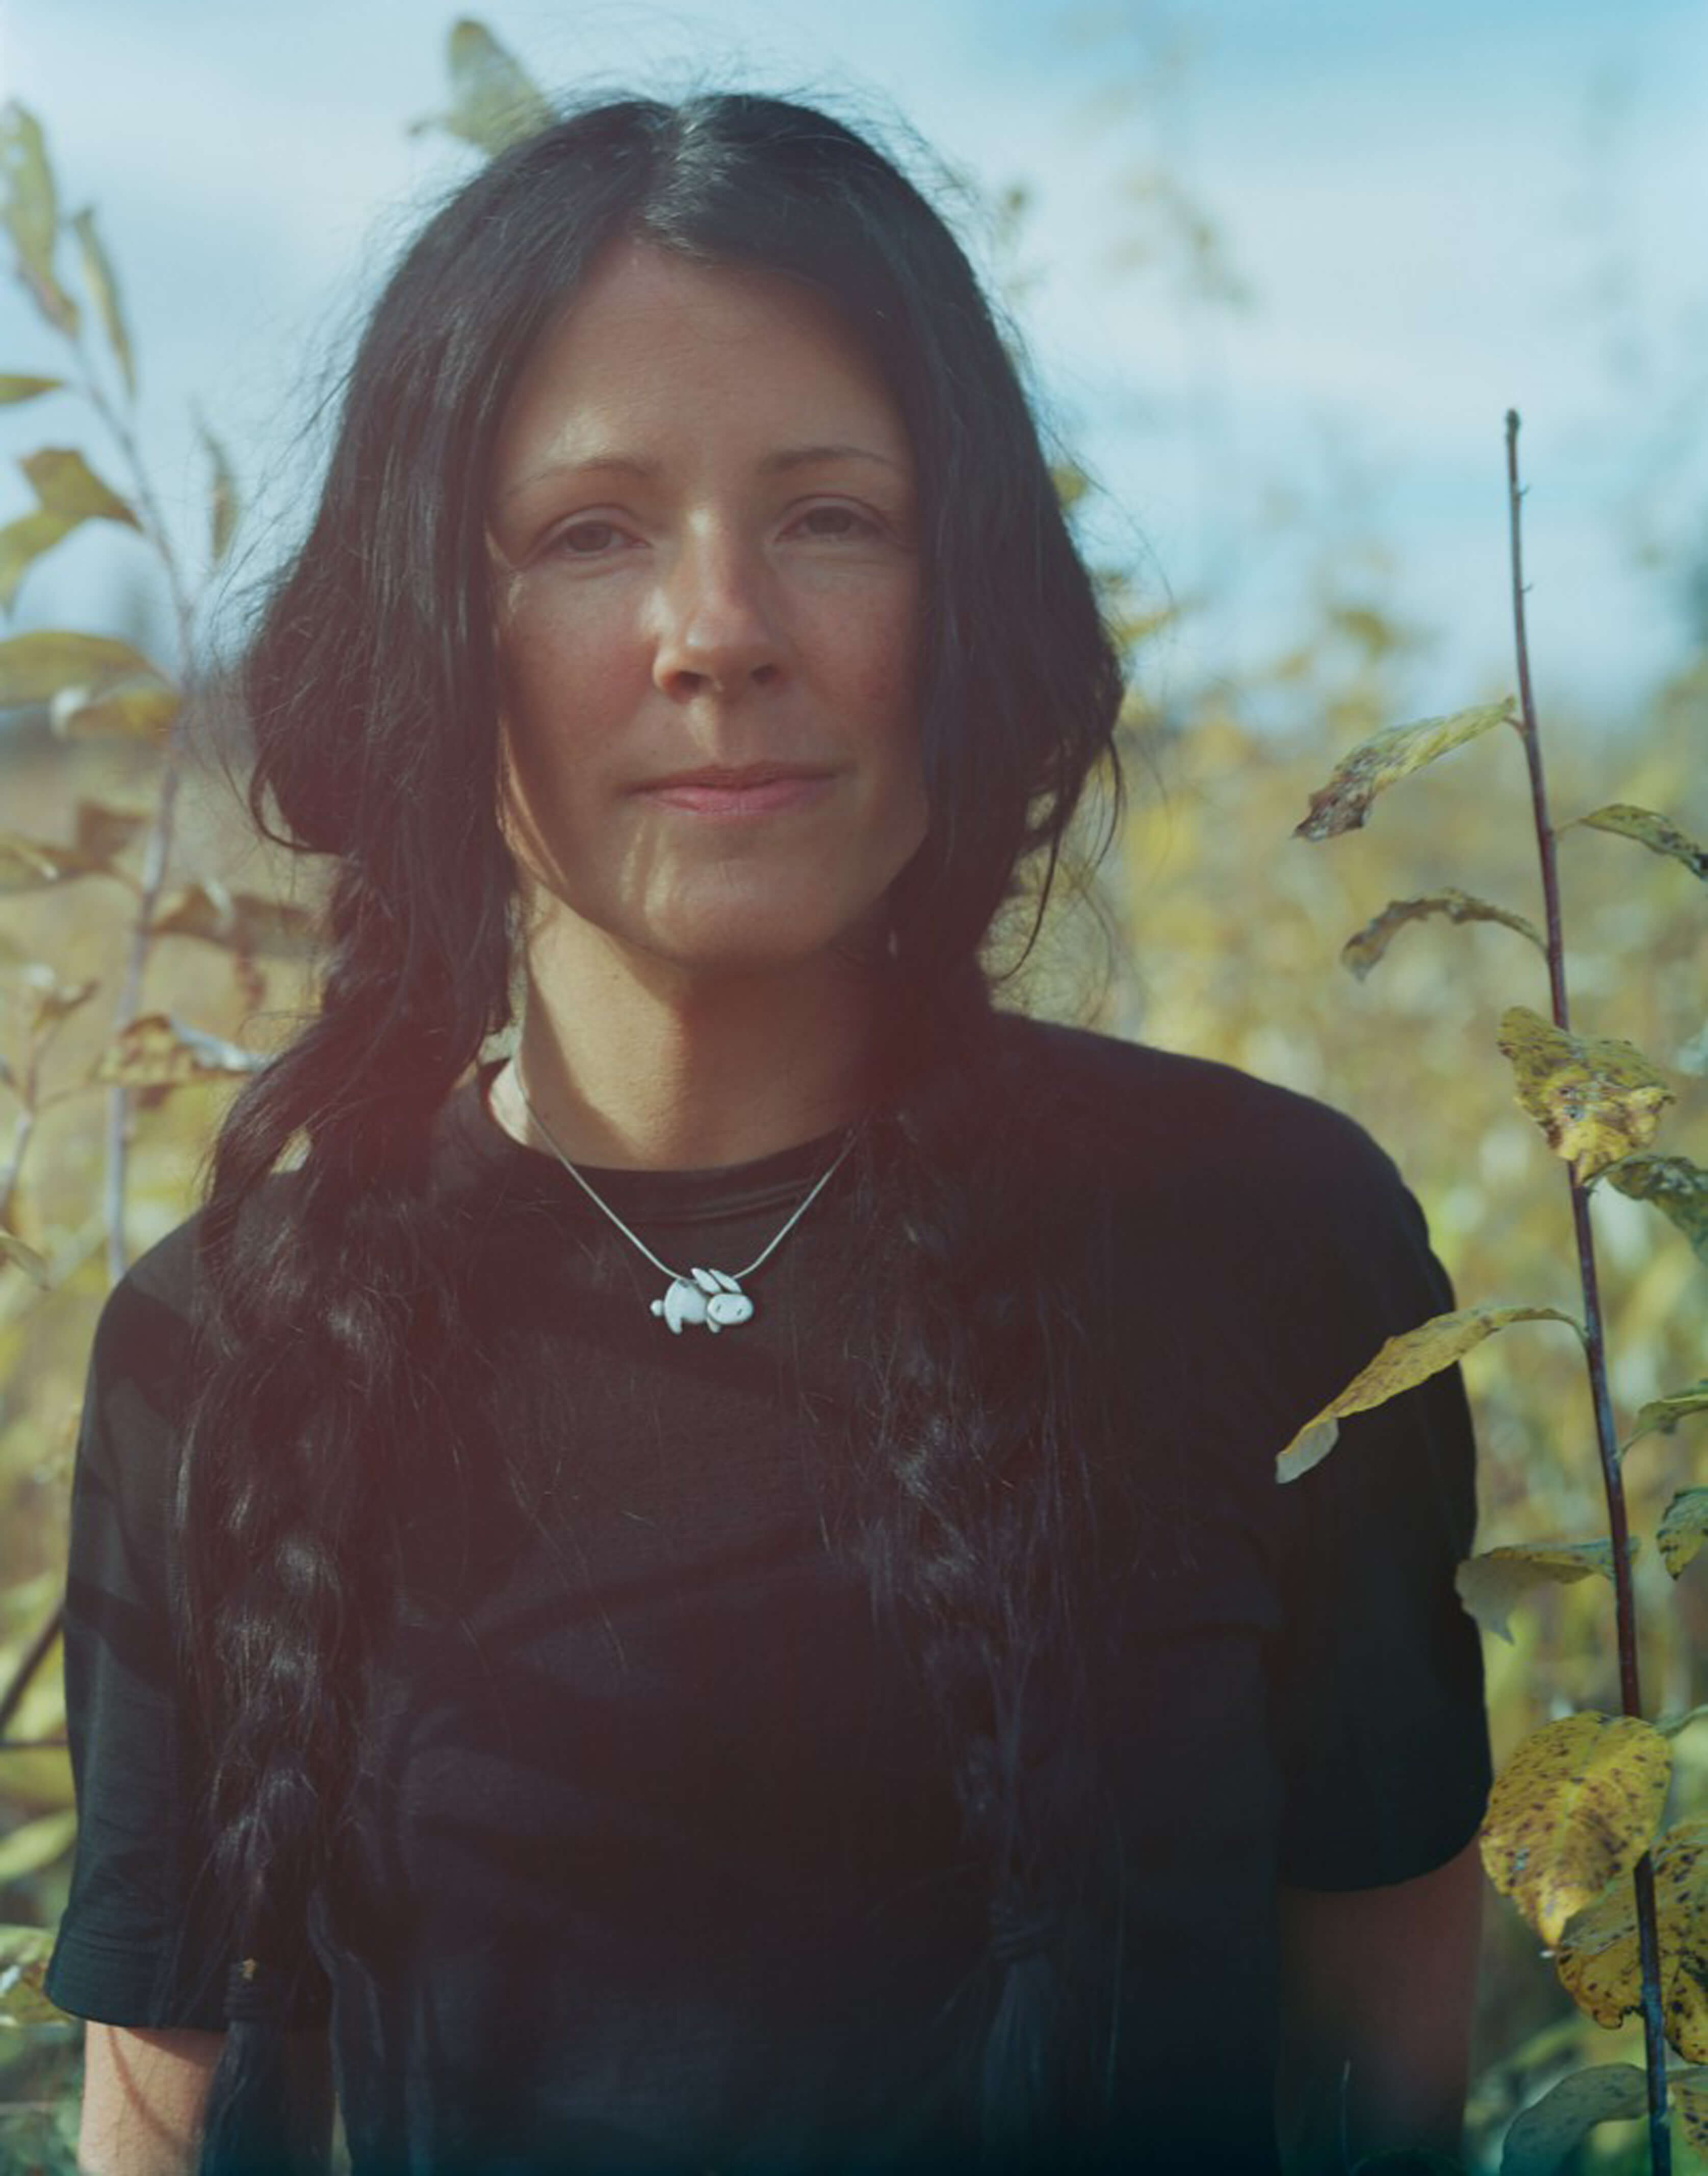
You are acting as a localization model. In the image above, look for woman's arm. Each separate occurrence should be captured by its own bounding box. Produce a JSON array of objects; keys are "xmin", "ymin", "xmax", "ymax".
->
[
  {"xmin": 1274, "ymin": 1833, "xmax": 1485, "ymax": 2171},
  {"xmin": 78, "ymin": 2022, "xmax": 334, "ymax": 2176}
]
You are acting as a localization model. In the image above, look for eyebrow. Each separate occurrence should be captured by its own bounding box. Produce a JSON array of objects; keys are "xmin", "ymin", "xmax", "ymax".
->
[{"xmin": 496, "ymin": 443, "xmax": 905, "ymax": 507}]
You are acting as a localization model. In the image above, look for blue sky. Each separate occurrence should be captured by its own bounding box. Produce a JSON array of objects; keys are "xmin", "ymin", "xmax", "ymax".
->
[{"xmin": 3, "ymin": 0, "xmax": 1705, "ymax": 732}]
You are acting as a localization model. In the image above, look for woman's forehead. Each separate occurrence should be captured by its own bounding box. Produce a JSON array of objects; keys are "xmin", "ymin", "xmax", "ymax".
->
[{"xmin": 489, "ymin": 242, "xmax": 911, "ymax": 487}]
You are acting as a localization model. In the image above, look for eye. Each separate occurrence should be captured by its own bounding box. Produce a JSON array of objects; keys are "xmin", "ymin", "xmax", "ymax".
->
[
  {"xmin": 789, "ymin": 503, "xmax": 881, "ymax": 542},
  {"xmin": 547, "ymin": 519, "xmax": 633, "ymax": 557}
]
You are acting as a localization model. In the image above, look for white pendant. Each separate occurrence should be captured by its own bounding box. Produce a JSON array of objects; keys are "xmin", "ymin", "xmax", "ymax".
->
[{"xmin": 651, "ymin": 1267, "xmax": 756, "ymax": 1335}]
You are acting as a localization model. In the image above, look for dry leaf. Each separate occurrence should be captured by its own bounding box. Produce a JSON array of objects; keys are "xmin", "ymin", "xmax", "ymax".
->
[
  {"xmin": 1497, "ymin": 1007, "xmax": 1674, "ymax": 1184},
  {"xmin": 1340, "ymin": 889, "xmax": 1546, "ymax": 979},
  {"xmin": 1276, "ymin": 1303, "xmax": 1581, "ymax": 1481},
  {"xmin": 1294, "ymin": 699, "xmax": 1517, "ymax": 839}
]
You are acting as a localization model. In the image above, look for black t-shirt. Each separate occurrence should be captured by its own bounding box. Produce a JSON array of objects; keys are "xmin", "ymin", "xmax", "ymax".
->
[{"xmin": 44, "ymin": 1016, "xmax": 1492, "ymax": 2173}]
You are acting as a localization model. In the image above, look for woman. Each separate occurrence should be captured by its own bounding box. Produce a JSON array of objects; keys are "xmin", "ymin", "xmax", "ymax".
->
[{"xmin": 45, "ymin": 91, "xmax": 1491, "ymax": 2175}]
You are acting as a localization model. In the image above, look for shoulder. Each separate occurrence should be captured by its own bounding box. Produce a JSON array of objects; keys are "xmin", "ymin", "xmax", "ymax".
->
[{"xmin": 987, "ymin": 1011, "xmax": 1414, "ymax": 1232}]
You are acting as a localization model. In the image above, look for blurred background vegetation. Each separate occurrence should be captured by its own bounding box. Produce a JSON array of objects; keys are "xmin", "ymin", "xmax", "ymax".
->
[{"xmin": 1, "ymin": 12, "xmax": 1703, "ymax": 2171}]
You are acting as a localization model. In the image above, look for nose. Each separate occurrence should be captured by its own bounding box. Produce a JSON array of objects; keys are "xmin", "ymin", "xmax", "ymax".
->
[{"xmin": 651, "ymin": 531, "xmax": 784, "ymax": 700}]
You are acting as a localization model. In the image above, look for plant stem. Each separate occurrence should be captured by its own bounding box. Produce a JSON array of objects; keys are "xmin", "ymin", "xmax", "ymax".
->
[
  {"xmin": 69, "ymin": 341, "xmax": 198, "ymax": 1286},
  {"xmin": 1505, "ymin": 407, "xmax": 1671, "ymax": 2172}
]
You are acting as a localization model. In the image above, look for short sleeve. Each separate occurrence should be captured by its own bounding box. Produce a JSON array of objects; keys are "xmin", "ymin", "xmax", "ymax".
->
[
  {"xmin": 42, "ymin": 1224, "xmax": 331, "ymax": 2029},
  {"xmin": 1258, "ymin": 1118, "xmax": 1493, "ymax": 1891}
]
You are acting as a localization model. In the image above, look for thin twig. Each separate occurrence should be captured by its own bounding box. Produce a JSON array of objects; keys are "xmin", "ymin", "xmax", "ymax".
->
[{"xmin": 1505, "ymin": 407, "xmax": 1671, "ymax": 2174}]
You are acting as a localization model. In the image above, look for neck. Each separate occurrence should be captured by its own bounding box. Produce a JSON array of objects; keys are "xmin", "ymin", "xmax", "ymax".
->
[{"xmin": 495, "ymin": 924, "xmax": 887, "ymax": 1172}]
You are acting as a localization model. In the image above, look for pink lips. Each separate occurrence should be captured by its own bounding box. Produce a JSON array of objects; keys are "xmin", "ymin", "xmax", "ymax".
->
[{"xmin": 634, "ymin": 766, "xmax": 836, "ymax": 818}]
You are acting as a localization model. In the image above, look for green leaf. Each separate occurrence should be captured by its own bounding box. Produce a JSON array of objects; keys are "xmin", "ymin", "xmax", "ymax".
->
[
  {"xmin": 1659, "ymin": 1490, "xmax": 1708, "ymax": 1580},
  {"xmin": 0, "ymin": 372, "xmax": 64, "ymax": 403},
  {"xmin": 1601, "ymin": 1152, "xmax": 1708, "ymax": 1266},
  {"xmin": 410, "ymin": 18, "xmax": 554, "ymax": 154},
  {"xmin": 69, "ymin": 204, "xmax": 136, "ymax": 399},
  {"xmin": 1496, "ymin": 2062, "xmax": 1708, "ymax": 2175},
  {"xmin": 1497, "ymin": 1007, "xmax": 1675, "ymax": 1184},
  {"xmin": 1341, "ymin": 888, "xmax": 1546, "ymax": 980},
  {"xmin": 1455, "ymin": 1538, "xmax": 1637, "ymax": 1645},
  {"xmin": 1625, "ymin": 1381, "xmax": 1708, "ymax": 1455},
  {"xmin": 21, "ymin": 445, "xmax": 138, "ymax": 526},
  {"xmin": 1276, "ymin": 1302, "xmax": 1582, "ymax": 1481},
  {"xmin": 0, "ymin": 102, "xmax": 79, "ymax": 334},
  {"xmin": 0, "ymin": 507, "xmax": 76, "ymax": 612},
  {"xmin": 196, "ymin": 413, "xmax": 239, "ymax": 565},
  {"xmin": 1293, "ymin": 698, "xmax": 1517, "ymax": 840},
  {"xmin": 0, "ymin": 627, "xmax": 167, "ymax": 705},
  {"xmin": 1567, "ymin": 802, "xmax": 1707, "ymax": 882}
]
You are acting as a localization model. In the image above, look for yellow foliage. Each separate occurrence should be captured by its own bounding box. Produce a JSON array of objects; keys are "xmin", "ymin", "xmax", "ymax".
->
[
  {"xmin": 1275, "ymin": 1303, "xmax": 1582, "ymax": 1482},
  {"xmin": 1479, "ymin": 1711, "xmax": 1672, "ymax": 1948},
  {"xmin": 1455, "ymin": 1539, "xmax": 1636, "ymax": 1647},
  {"xmin": 1497, "ymin": 1005, "xmax": 1675, "ymax": 1184},
  {"xmin": 1555, "ymin": 1819, "xmax": 1708, "ymax": 2061}
]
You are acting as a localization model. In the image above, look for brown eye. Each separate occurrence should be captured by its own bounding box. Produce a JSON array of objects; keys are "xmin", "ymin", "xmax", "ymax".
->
[
  {"xmin": 791, "ymin": 504, "xmax": 878, "ymax": 541},
  {"xmin": 550, "ymin": 520, "xmax": 630, "ymax": 556}
]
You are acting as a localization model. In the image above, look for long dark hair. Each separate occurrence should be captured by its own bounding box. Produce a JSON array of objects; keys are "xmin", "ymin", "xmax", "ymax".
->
[{"xmin": 174, "ymin": 89, "xmax": 1132, "ymax": 2172}]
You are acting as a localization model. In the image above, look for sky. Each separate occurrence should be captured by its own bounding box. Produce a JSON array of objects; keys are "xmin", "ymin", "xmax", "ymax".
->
[{"xmin": 3, "ymin": 0, "xmax": 1706, "ymax": 736}]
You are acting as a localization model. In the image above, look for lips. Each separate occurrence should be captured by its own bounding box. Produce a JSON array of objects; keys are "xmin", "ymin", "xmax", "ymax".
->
[{"xmin": 631, "ymin": 763, "xmax": 838, "ymax": 817}]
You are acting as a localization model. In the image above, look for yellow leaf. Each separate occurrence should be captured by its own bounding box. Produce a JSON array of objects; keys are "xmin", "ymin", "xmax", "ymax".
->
[
  {"xmin": 0, "ymin": 373, "xmax": 64, "ymax": 403},
  {"xmin": 21, "ymin": 445, "xmax": 138, "ymax": 526},
  {"xmin": 1293, "ymin": 698, "xmax": 1517, "ymax": 839},
  {"xmin": 0, "ymin": 1921, "xmax": 75, "ymax": 2027},
  {"xmin": 1479, "ymin": 1711, "xmax": 1671, "ymax": 1947},
  {"xmin": 0, "ymin": 833, "xmax": 94, "ymax": 892},
  {"xmin": 409, "ymin": 18, "xmax": 553, "ymax": 155},
  {"xmin": 0, "ymin": 101, "xmax": 79, "ymax": 334},
  {"xmin": 0, "ymin": 507, "xmax": 76, "ymax": 611},
  {"xmin": 196, "ymin": 414, "xmax": 238, "ymax": 566},
  {"xmin": 70, "ymin": 204, "xmax": 137, "ymax": 401},
  {"xmin": 1276, "ymin": 1303, "xmax": 1581, "ymax": 1481},
  {"xmin": 93, "ymin": 1012, "xmax": 266, "ymax": 1089},
  {"xmin": 1496, "ymin": 2062, "xmax": 1708, "ymax": 2175},
  {"xmin": 1497, "ymin": 1006, "xmax": 1674, "ymax": 1184},
  {"xmin": 1340, "ymin": 888, "xmax": 1546, "ymax": 980},
  {"xmin": 1626, "ymin": 1381, "xmax": 1708, "ymax": 1455},
  {"xmin": 1602, "ymin": 1153, "xmax": 1708, "ymax": 1267},
  {"xmin": 1455, "ymin": 1539, "xmax": 1637, "ymax": 1646},
  {"xmin": 50, "ymin": 679, "xmax": 179, "ymax": 746},
  {"xmin": 147, "ymin": 878, "xmax": 318, "ymax": 959},
  {"xmin": 1568, "ymin": 802, "xmax": 1707, "ymax": 883},
  {"xmin": 1659, "ymin": 1491, "xmax": 1708, "ymax": 1580},
  {"xmin": 0, "ymin": 627, "xmax": 167, "ymax": 704},
  {"xmin": 0, "ymin": 1807, "xmax": 75, "ymax": 1883},
  {"xmin": 1556, "ymin": 1819, "xmax": 1708, "ymax": 2060},
  {"xmin": 72, "ymin": 798, "xmax": 149, "ymax": 865},
  {"xmin": 20, "ymin": 963, "xmax": 98, "ymax": 1034},
  {"xmin": 0, "ymin": 1228, "xmax": 50, "ymax": 1288}
]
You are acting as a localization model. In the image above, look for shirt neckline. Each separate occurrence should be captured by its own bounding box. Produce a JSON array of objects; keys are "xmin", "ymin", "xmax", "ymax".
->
[{"xmin": 444, "ymin": 1057, "xmax": 863, "ymax": 1228}]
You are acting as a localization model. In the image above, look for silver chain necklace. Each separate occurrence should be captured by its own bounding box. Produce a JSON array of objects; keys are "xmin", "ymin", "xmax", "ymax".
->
[{"xmin": 507, "ymin": 1063, "xmax": 857, "ymax": 1335}]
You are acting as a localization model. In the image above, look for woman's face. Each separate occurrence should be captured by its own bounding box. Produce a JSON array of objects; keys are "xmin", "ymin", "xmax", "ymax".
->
[{"xmin": 486, "ymin": 239, "xmax": 928, "ymax": 981}]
